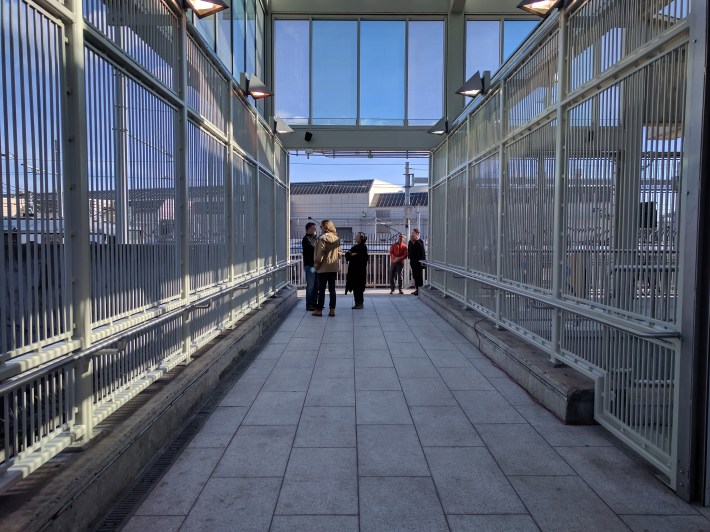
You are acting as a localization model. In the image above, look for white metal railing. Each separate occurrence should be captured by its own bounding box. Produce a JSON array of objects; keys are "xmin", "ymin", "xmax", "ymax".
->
[
  {"xmin": 289, "ymin": 252, "xmax": 407, "ymax": 289},
  {"xmin": 428, "ymin": 0, "xmax": 699, "ymax": 490},
  {"xmin": 0, "ymin": 0, "xmax": 290, "ymax": 491}
]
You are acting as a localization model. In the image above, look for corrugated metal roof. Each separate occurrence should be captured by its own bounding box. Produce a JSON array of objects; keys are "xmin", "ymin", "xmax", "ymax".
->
[
  {"xmin": 290, "ymin": 180, "xmax": 374, "ymax": 195},
  {"xmin": 372, "ymin": 192, "xmax": 428, "ymax": 207}
]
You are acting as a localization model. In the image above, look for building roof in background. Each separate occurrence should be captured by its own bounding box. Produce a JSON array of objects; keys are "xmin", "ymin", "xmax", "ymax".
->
[
  {"xmin": 290, "ymin": 180, "xmax": 375, "ymax": 195},
  {"xmin": 372, "ymin": 192, "xmax": 428, "ymax": 208}
]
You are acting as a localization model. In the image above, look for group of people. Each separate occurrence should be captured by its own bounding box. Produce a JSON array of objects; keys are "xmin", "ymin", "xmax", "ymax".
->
[
  {"xmin": 301, "ymin": 220, "xmax": 426, "ymax": 316},
  {"xmin": 388, "ymin": 230, "xmax": 426, "ymax": 296}
]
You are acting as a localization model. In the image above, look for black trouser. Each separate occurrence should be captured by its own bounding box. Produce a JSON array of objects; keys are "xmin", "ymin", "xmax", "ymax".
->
[
  {"xmin": 411, "ymin": 263, "xmax": 424, "ymax": 289},
  {"xmin": 317, "ymin": 272, "xmax": 337, "ymax": 310},
  {"xmin": 353, "ymin": 287, "xmax": 364, "ymax": 306},
  {"xmin": 389, "ymin": 262, "xmax": 404, "ymax": 290}
]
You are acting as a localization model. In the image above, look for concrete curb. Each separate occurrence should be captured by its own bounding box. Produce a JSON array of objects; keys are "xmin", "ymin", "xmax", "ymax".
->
[
  {"xmin": 418, "ymin": 287, "xmax": 595, "ymax": 424},
  {"xmin": 0, "ymin": 286, "xmax": 297, "ymax": 532}
]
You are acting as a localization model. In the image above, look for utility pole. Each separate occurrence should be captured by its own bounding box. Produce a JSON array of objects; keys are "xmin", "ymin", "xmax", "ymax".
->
[{"xmin": 404, "ymin": 161, "xmax": 413, "ymax": 239}]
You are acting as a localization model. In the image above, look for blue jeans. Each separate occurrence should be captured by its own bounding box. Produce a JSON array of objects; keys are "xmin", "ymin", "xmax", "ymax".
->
[{"xmin": 304, "ymin": 266, "xmax": 319, "ymax": 308}]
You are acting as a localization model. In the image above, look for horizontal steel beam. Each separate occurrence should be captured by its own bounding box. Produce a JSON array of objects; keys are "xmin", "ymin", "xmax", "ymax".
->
[
  {"xmin": 423, "ymin": 260, "xmax": 681, "ymax": 340},
  {"xmin": 0, "ymin": 262, "xmax": 295, "ymax": 396},
  {"xmin": 280, "ymin": 126, "xmax": 442, "ymax": 151}
]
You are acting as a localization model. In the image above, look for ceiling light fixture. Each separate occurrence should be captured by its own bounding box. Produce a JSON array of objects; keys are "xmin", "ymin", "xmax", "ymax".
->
[
  {"xmin": 239, "ymin": 72, "xmax": 273, "ymax": 100},
  {"xmin": 427, "ymin": 117, "xmax": 449, "ymax": 135},
  {"xmin": 184, "ymin": 0, "xmax": 229, "ymax": 19},
  {"xmin": 455, "ymin": 71, "xmax": 491, "ymax": 98},
  {"xmin": 516, "ymin": 0, "xmax": 563, "ymax": 17}
]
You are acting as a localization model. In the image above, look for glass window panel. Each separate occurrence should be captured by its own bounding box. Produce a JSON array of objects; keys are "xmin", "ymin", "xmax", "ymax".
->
[
  {"xmin": 233, "ymin": 0, "xmax": 246, "ymax": 75},
  {"xmin": 255, "ymin": 1, "xmax": 265, "ymax": 116},
  {"xmin": 246, "ymin": 0, "xmax": 256, "ymax": 75},
  {"xmin": 217, "ymin": 12, "xmax": 232, "ymax": 71},
  {"xmin": 195, "ymin": 17, "xmax": 216, "ymax": 50},
  {"xmin": 466, "ymin": 20, "xmax": 500, "ymax": 80},
  {"xmin": 312, "ymin": 21, "xmax": 357, "ymax": 125},
  {"xmin": 274, "ymin": 20, "xmax": 309, "ymax": 125},
  {"xmin": 408, "ymin": 21, "xmax": 444, "ymax": 126},
  {"xmin": 360, "ymin": 21, "xmax": 405, "ymax": 126},
  {"xmin": 503, "ymin": 20, "xmax": 538, "ymax": 61},
  {"xmin": 256, "ymin": 2, "xmax": 265, "ymax": 80}
]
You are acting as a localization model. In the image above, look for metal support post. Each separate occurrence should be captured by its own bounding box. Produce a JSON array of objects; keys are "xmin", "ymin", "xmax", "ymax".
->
[
  {"xmin": 255, "ymin": 164, "xmax": 261, "ymax": 308},
  {"xmin": 114, "ymin": 33, "xmax": 128, "ymax": 245},
  {"xmin": 273, "ymin": 172, "xmax": 277, "ymax": 294},
  {"xmin": 550, "ymin": 9, "xmax": 568, "ymax": 364},
  {"xmin": 226, "ymin": 92, "xmax": 236, "ymax": 326},
  {"xmin": 175, "ymin": 14, "xmax": 191, "ymax": 362},
  {"xmin": 464, "ymin": 148, "xmax": 470, "ymax": 304},
  {"xmin": 443, "ymin": 162, "xmax": 449, "ymax": 298},
  {"xmin": 495, "ymin": 85, "xmax": 505, "ymax": 329},
  {"xmin": 676, "ymin": 0, "xmax": 708, "ymax": 501},
  {"xmin": 64, "ymin": 0, "xmax": 93, "ymax": 439},
  {"xmin": 404, "ymin": 161, "xmax": 413, "ymax": 283}
]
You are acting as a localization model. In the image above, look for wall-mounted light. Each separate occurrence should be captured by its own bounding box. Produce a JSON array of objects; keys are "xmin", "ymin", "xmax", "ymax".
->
[
  {"xmin": 273, "ymin": 117, "xmax": 294, "ymax": 134},
  {"xmin": 239, "ymin": 72, "xmax": 272, "ymax": 100},
  {"xmin": 456, "ymin": 71, "xmax": 491, "ymax": 98},
  {"xmin": 185, "ymin": 0, "xmax": 229, "ymax": 18},
  {"xmin": 427, "ymin": 117, "xmax": 448, "ymax": 135},
  {"xmin": 517, "ymin": 0, "xmax": 563, "ymax": 17}
]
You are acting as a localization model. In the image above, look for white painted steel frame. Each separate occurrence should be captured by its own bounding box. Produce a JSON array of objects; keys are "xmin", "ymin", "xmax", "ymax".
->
[
  {"xmin": 0, "ymin": 0, "xmax": 290, "ymax": 492},
  {"xmin": 428, "ymin": 0, "xmax": 699, "ymax": 492}
]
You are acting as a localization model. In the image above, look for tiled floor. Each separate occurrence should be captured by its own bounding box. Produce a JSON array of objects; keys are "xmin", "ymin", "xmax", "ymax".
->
[{"xmin": 123, "ymin": 290, "xmax": 710, "ymax": 532}]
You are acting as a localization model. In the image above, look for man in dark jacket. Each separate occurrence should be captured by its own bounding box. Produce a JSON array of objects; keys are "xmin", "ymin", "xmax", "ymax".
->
[
  {"xmin": 408, "ymin": 228, "xmax": 426, "ymax": 296},
  {"xmin": 302, "ymin": 222, "xmax": 319, "ymax": 310}
]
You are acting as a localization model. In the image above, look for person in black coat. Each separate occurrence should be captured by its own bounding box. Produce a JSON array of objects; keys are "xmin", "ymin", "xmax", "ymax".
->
[
  {"xmin": 408, "ymin": 228, "xmax": 426, "ymax": 296},
  {"xmin": 345, "ymin": 232, "xmax": 369, "ymax": 309}
]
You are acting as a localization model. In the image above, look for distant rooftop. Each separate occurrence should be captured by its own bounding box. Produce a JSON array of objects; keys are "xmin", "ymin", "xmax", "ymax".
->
[
  {"xmin": 290, "ymin": 180, "xmax": 375, "ymax": 195},
  {"xmin": 372, "ymin": 192, "xmax": 428, "ymax": 208}
]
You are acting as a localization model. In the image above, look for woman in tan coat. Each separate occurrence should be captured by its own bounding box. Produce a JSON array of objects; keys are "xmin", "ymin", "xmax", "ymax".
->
[{"xmin": 312, "ymin": 220, "xmax": 341, "ymax": 317}]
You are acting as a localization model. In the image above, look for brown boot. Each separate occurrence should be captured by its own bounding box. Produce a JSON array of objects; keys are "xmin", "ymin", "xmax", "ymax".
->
[
  {"xmin": 311, "ymin": 309, "xmax": 323, "ymax": 316},
  {"xmin": 328, "ymin": 308, "xmax": 335, "ymax": 317}
]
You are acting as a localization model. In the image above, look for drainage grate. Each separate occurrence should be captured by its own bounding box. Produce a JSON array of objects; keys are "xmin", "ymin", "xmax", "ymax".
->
[
  {"xmin": 92, "ymin": 345, "xmax": 272, "ymax": 529},
  {"xmin": 92, "ymin": 309, "xmax": 289, "ymax": 531},
  {"xmin": 93, "ymin": 416, "xmax": 206, "ymax": 531}
]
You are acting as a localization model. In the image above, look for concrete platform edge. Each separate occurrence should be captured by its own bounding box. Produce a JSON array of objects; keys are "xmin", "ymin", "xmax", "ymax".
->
[
  {"xmin": 0, "ymin": 286, "xmax": 297, "ymax": 532},
  {"xmin": 418, "ymin": 287, "xmax": 595, "ymax": 424}
]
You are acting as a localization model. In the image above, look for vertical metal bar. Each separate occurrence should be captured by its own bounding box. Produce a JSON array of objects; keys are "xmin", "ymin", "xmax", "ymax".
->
[
  {"xmin": 404, "ymin": 18, "xmax": 408, "ymax": 127},
  {"xmin": 550, "ymin": 9, "xmax": 568, "ymax": 363},
  {"xmin": 226, "ymin": 93, "xmax": 236, "ymax": 325},
  {"xmin": 464, "ymin": 157, "xmax": 470, "ymax": 304},
  {"xmin": 62, "ymin": 0, "xmax": 93, "ymax": 440},
  {"xmin": 356, "ymin": 18, "xmax": 360, "ymax": 126},
  {"xmin": 495, "ymin": 83, "xmax": 504, "ymax": 327},
  {"xmin": 443, "ymin": 150, "xmax": 449, "ymax": 297},
  {"xmin": 175, "ymin": 14, "xmax": 191, "ymax": 363},
  {"xmin": 676, "ymin": 0, "xmax": 708, "ymax": 501}
]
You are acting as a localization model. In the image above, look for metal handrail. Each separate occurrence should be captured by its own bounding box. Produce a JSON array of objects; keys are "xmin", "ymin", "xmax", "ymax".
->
[
  {"xmin": 0, "ymin": 262, "xmax": 295, "ymax": 396},
  {"xmin": 423, "ymin": 260, "xmax": 680, "ymax": 340}
]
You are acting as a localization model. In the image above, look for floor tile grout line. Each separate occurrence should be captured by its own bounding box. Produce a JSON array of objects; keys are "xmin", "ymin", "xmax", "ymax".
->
[
  {"xmin": 140, "ymin": 294, "xmax": 690, "ymax": 531},
  {"xmin": 352, "ymin": 298, "xmax": 361, "ymax": 532},
  {"xmin": 393, "ymin": 293, "xmax": 545, "ymax": 532},
  {"xmin": 388, "ymin": 298, "xmax": 453, "ymax": 531},
  {"xmin": 171, "ymin": 312, "xmax": 305, "ymax": 529},
  {"xmin": 238, "ymin": 308, "xmax": 306, "ymax": 528},
  {"xmin": 181, "ymin": 306, "xmax": 316, "ymax": 523},
  {"xmin": 274, "ymin": 298, "xmax": 358, "ymax": 528}
]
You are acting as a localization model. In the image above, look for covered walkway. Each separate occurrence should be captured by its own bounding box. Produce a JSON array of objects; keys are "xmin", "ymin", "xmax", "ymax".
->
[{"xmin": 120, "ymin": 291, "xmax": 707, "ymax": 532}]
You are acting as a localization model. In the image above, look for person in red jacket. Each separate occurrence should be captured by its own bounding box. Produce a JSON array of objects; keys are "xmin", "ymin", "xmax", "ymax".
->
[{"xmin": 389, "ymin": 233, "xmax": 408, "ymax": 294}]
